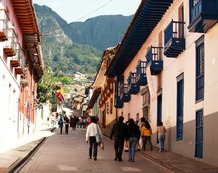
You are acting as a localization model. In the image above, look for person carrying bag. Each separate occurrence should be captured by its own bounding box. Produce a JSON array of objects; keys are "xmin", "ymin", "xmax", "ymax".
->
[
  {"xmin": 95, "ymin": 123, "xmax": 104, "ymax": 150},
  {"xmin": 86, "ymin": 116, "xmax": 103, "ymax": 160}
]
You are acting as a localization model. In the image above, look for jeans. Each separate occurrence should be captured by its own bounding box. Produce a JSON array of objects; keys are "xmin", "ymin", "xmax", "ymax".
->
[
  {"xmin": 89, "ymin": 136, "xmax": 98, "ymax": 159},
  {"xmin": 128, "ymin": 137, "xmax": 138, "ymax": 161},
  {"xmin": 142, "ymin": 136, "xmax": 153, "ymax": 151},
  {"xmin": 158, "ymin": 135, "xmax": 165, "ymax": 151}
]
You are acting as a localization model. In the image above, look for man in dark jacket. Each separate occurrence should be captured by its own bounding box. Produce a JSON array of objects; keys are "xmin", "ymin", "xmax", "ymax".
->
[{"xmin": 110, "ymin": 116, "xmax": 127, "ymax": 161}]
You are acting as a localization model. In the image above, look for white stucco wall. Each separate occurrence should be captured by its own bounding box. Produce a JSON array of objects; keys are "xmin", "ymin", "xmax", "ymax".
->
[
  {"xmin": 116, "ymin": 0, "xmax": 218, "ymax": 166},
  {"xmin": 0, "ymin": 56, "xmax": 20, "ymax": 150}
]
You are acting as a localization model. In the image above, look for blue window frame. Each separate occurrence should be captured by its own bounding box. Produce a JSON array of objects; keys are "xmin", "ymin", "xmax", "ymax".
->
[
  {"xmin": 176, "ymin": 73, "xmax": 184, "ymax": 141},
  {"xmin": 196, "ymin": 36, "xmax": 204, "ymax": 101},
  {"xmin": 190, "ymin": 0, "xmax": 201, "ymax": 22},
  {"xmin": 157, "ymin": 92, "xmax": 162, "ymax": 125},
  {"xmin": 195, "ymin": 109, "xmax": 203, "ymax": 158},
  {"xmin": 157, "ymin": 92, "xmax": 162, "ymax": 143}
]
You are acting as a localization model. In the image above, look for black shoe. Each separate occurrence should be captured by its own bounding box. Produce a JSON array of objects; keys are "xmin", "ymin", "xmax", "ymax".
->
[
  {"xmin": 94, "ymin": 158, "xmax": 97, "ymax": 161},
  {"xmin": 114, "ymin": 158, "xmax": 117, "ymax": 161},
  {"xmin": 118, "ymin": 158, "xmax": 123, "ymax": 162},
  {"xmin": 128, "ymin": 159, "xmax": 131, "ymax": 161}
]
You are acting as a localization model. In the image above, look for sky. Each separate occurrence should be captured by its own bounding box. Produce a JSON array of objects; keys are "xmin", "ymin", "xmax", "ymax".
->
[{"xmin": 32, "ymin": 0, "xmax": 141, "ymax": 23}]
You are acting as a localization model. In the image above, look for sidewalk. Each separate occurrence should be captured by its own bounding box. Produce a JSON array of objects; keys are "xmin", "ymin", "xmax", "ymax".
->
[
  {"xmin": 0, "ymin": 127, "xmax": 55, "ymax": 173},
  {"xmin": 101, "ymin": 127, "xmax": 218, "ymax": 173},
  {"xmin": 0, "ymin": 127, "xmax": 218, "ymax": 173}
]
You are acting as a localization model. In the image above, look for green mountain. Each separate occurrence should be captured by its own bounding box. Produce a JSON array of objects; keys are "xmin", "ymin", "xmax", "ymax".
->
[
  {"xmin": 33, "ymin": 4, "xmax": 133, "ymax": 74},
  {"xmin": 66, "ymin": 15, "xmax": 133, "ymax": 51}
]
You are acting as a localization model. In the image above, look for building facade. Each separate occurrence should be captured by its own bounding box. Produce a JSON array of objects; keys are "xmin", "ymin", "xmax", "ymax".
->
[
  {"xmin": 87, "ymin": 46, "xmax": 120, "ymax": 127},
  {"xmin": 104, "ymin": 0, "xmax": 218, "ymax": 167},
  {"xmin": 0, "ymin": 0, "xmax": 43, "ymax": 149}
]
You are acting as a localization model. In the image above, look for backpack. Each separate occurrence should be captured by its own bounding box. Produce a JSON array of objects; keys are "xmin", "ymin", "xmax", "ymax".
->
[{"xmin": 58, "ymin": 119, "xmax": 63, "ymax": 126}]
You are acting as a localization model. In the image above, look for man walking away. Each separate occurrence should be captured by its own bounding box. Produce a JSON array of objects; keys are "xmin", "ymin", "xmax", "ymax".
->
[
  {"xmin": 110, "ymin": 116, "xmax": 127, "ymax": 161},
  {"xmin": 64, "ymin": 115, "xmax": 70, "ymax": 134},
  {"xmin": 58, "ymin": 117, "xmax": 64, "ymax": 134}
]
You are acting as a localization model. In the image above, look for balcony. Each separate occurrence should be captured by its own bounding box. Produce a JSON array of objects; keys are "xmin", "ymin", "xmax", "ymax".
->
[
  {"xmin": 114, "ymin": 96, "xmax": 123, "ymax": 108},
  {"xmin": 120, "ymin": 83, "xmax": 131, "ymax": 102},
  {"xmin": 106, "ymin": 78, "xmax": 114, "ymax": 96},
  {"xmin": 102, "ymin": 89, "xmax": 108, "ymax": 102},
  {"xmin": 127, "ymin": 72, "xmax": 140, "ymax": 94},
  {"xmin": 136, "ymin": 60, "xmax": 147, "ymax": 86},
  {"xmin": 21, "ymin": 52, "xmax": 27, "ymax": 70},
  {"xmin": 146, "ymin": 46, "xmax": 163, "ymax": 75},
  {"xmin": 10, "ymin": 44, "xmax": 21, "ymax": 67},
  {"xmin": 188, "ymin": 0, "xmax": 218, "ymax": 33},
  {"xmin": 0, "ymin": 9, "xmax": 9, "ymax": 41},
  {"xmin": 4, "ymin": 28, "xmax": 17, "ymax": 56},
  {"xmin": 15, "ymin": 66, "xmax": 23, "ymax": 74},
  {"xmin": 99, "ymin": 100, "xmax": 103, "ymax": 108},
  {"xmin": 20, "ymin": 78, "xmax": 29, "ymax": 87},
  {"xmin": 164, "ymin": 20, "xmax": 185, "ymax": 57},
  {"xmin": 114, "ymin": 75, "xmax": 124, "ymax": 108}
]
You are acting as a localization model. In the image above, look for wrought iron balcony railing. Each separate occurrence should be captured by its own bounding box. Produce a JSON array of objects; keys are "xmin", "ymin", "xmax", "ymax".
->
[
  {"xmin": 120, "ymin": 83, "xmax": 131, "ymax": 102},
  {"xmin": 127, "ymin": 72, "xmax": 140, "ymax": 94},
  {"xmin": 0, "ymin": 9, "xmax": 9, "ymax": 41},
  {"xmin": 136, "ymin": 60, "xmax": 147, "ymax": 86},
  {"xmin": 146, "ymin": 46, "xmax": 163, "ymax": 75},
  {"xmin": 188, "ymin": 0, "xmax": 218, "ymax": 33},
  {"xmin": 4, "ymin": 28, "xmax": 17, "ymax": 57},
  {"xmin": 164, "ymin": 20, "xmax": 185, "ymax": 57}
]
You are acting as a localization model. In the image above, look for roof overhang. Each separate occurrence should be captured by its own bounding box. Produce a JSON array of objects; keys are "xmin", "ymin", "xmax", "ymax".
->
[
  {"xmin": 11, "ymin": 0, "xmax": 44, "ymax": 76},
  {"xmin": 87, "ymin": 88, "xmax": 101, "ymax": 109},
  {"xmin": 93, "ymin": 46, "xmax": 118, "ymax": 87},
  {"xmin": 105, "ymin": 0, "xmax": 173, "ymax": 77}
]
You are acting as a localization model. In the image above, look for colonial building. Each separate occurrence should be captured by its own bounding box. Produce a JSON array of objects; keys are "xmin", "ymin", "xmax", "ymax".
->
[
  {"xmin": 87, "ymin": 46, "xmax": 119, "ymax": 127},
  {"xmin": 103, "ymin": 0, "xmax": 218, "ymax": 167},
  {"xmin": 0, "ymin": 0, "xmax": 43, "ymax": 149}
]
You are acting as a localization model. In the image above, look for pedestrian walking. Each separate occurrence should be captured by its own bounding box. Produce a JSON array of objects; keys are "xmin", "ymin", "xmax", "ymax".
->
[
  {"xmin": 85, "ymin": 116, "xmax": 102, "ymax": 161},
  {"xmin": 141, "ymin": 120, "xmax": 153, "ymax": 151},
  {"xmin": 64, "ymin": 115, "xmax": 70, "ymax": 134},
  {"xmin": 126, "ymin": 118, "xmax": 140, "ymax": 162},
  {"xmin": 109, "ymin": 116, "xmax": 127, "ymax": 162},
  {"xmin": 71, "ymin": 116, "xmax": 77, "ymax": 130},
  {"xmin": 137, "ymin": 117, "xmax": 146, "ymax": 150},
  {"xmin": 58, "ymin": 117, "xmax": 64, "ymax": 134},
  {"xmin": 157, "ymin": 121, "xmax": 166, "ymax": 152},
  {"xmin": 124, "ymin": 120, "xmax": 129, "ymax": 152}
]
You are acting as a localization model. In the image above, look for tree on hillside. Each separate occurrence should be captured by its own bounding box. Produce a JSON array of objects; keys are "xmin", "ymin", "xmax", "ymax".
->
[
  {"xmin": 36, "ymin": 67, "xmax": 57, "ymax": 106},
  {"xmin": 37, "ymin": 66, "xmax": 74, "ymax": 107}
]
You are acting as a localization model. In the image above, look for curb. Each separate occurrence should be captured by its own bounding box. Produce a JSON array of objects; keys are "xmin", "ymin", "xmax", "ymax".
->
[
  {"xmin": 8, "ymin": 137, "xmax": 47, "ymax": 173},
  {"xmin": 137, "ymin": 151, "xmax": 184, "ymax": 173},
  {"xmin": 8, "ymin": 128, "xmax": 56, "ymax": 172}
]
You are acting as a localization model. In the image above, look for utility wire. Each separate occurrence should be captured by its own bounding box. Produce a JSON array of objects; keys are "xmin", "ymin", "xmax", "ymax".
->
[
  {"xmin": 75, "ymin": 0, "xmax": 112, "ymax": 21},
  {"xmin": 41, "ymin": 0, "xmax": 113, "ymax": 36}
]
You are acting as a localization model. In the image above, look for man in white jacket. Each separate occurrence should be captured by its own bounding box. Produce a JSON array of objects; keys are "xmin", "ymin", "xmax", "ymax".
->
[{"xmin": 85, "ymin": 116, "xmax": 102, "ymax": 160}]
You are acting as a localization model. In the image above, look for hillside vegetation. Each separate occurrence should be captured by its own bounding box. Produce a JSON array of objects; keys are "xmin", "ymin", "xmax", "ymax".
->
[{"xmin": 34, "ymin": 4, "xmax": 133, "ymax": 75}]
